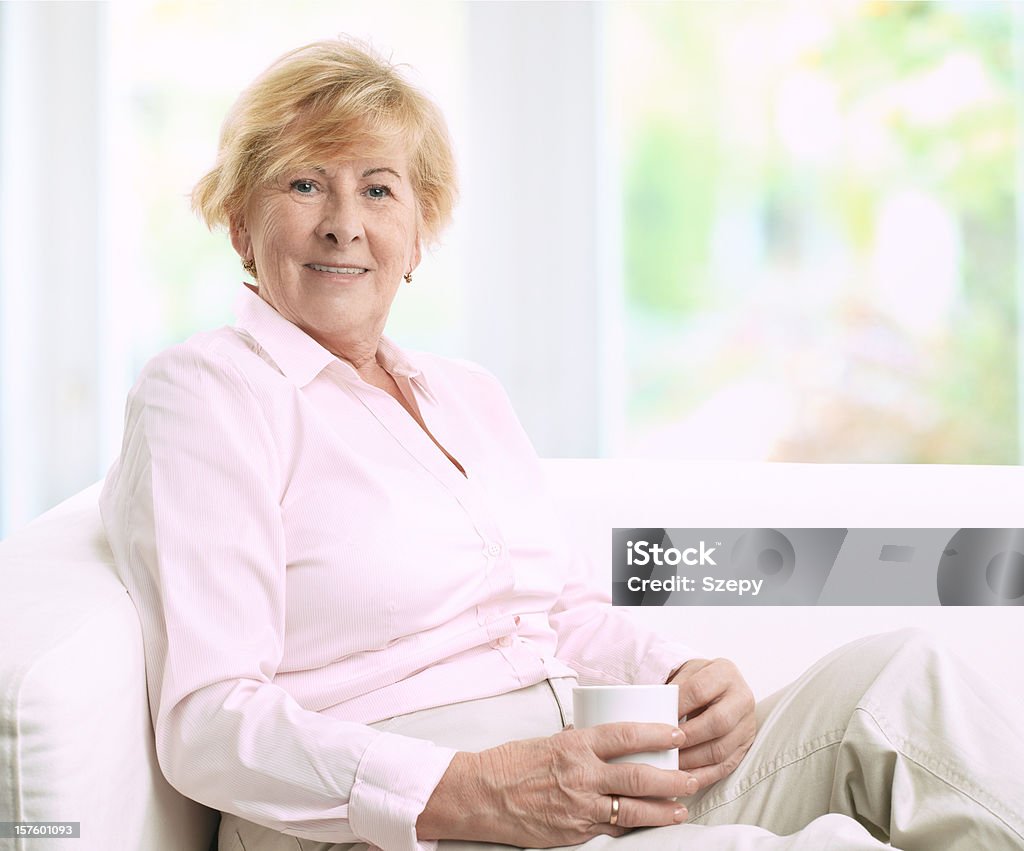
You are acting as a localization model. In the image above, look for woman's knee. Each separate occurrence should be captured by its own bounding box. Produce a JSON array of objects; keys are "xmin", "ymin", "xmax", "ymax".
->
[
  {"xmin": 835, "ymin": 626, "xmax": 943, "ymax": 676},
  {"xmin": 860, "ymin": 626, "xmax": 951, "ymax": 678},
  {"xmin": 758, "ymin": 628, "xmax": 944, "ymax": 728},
  {"xmin": 824, "ymin": 627, "xmax": 961, "ymax": 726}
]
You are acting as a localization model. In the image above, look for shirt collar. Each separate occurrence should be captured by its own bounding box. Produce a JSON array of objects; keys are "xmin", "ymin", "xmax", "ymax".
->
[{"xmin": 232, "ymin": 283, "xmax": 433, "ymax": 396}]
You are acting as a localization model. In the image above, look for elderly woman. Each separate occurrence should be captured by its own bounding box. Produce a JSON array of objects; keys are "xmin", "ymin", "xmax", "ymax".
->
[{"xmin": 100, "ymin": 39, "xmax": 1023, "ymax": 851}]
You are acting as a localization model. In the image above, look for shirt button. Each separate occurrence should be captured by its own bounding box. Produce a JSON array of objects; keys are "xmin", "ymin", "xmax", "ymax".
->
[
  {"xmin": 497, "ymin": 636, "xmax": 512, "ymax": 647},
  {"xmin": 487, "ymin": 543, "xmax": 502, "ymax": 557}
]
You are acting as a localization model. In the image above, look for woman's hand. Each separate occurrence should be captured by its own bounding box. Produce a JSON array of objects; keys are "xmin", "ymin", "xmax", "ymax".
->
[
  {"xmin": 417, "ymin": 723, "xmax": 696, "ymax": 847},
  {"xmin": 668, "ymin": 658, "xmax": 757, "ymax": 790}
]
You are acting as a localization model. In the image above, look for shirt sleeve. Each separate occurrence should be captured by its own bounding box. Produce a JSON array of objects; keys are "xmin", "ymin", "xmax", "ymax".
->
[
  {"xmin": 99, "ymin": 342, "xmax": 455, "ymax": 851},
  {"xmin": 547, "ymin": 546, "xmax": 702, "ymax": 686}
]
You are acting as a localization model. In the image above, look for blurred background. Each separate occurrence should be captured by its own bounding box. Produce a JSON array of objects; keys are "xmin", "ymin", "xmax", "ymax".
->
[{"xmin": 1, "ymin": 0, "xmax": 1021, "ymax": 537}]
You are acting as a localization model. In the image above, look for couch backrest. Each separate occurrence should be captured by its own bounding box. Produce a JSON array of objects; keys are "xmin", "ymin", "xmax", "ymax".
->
[{"xmin": 540, "ymin": 459, "xmax": 1024, "ymax": 705}]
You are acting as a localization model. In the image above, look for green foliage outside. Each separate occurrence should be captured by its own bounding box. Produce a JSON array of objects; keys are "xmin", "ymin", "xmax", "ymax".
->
[{"xmin": 618, "ymin": 0, "xmax": 1020, "ymax": 463}]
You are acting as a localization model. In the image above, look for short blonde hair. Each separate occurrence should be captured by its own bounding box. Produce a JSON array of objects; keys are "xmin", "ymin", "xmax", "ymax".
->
[{"xmin": 191, "ymin": 38, "xmax": 457, "ymax": 246}]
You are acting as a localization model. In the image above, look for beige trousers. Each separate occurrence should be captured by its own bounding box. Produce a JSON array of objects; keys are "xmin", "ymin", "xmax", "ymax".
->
[{"xmin": 219, "ymin": 628, "xmax": 1024, "ymax": 850}]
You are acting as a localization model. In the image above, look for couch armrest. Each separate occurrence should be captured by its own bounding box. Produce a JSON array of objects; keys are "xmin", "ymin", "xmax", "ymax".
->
[{"xmin": 0, "ymin": 484, "xmax": 218, "ymax": 851}]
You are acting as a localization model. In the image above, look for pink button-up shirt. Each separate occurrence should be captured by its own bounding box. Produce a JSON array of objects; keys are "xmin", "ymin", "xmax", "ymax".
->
[{"xmin": 99, "ymin": 284, "xmax": 696, "ymax": 851}]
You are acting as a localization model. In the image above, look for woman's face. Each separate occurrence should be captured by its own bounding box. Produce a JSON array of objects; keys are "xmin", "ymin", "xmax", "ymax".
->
[{"xmin": 231, "ymin": 139, "xmax": 421, "ymax": 357}]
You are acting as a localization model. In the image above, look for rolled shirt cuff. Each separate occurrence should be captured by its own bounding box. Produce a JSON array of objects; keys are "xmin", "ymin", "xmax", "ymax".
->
[{"xmin": 348, "ymin": 730, "xmax": 458, "ymax": 851}]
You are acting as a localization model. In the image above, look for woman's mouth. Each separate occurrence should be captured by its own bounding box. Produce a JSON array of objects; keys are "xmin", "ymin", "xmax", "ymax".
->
[{"xmin": 306, "ymin": 263, "xmax": 369, "ymax": 275}]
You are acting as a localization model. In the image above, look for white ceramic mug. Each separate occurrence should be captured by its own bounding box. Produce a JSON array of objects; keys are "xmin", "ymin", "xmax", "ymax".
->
[{"xmin": 572, "ymin": 684, "xmax": 680, "ymax": 770}]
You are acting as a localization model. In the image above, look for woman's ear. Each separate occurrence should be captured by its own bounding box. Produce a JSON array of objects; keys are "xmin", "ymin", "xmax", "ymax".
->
[{"xmin": 229, "ymin": 214, "xmax": 252, "ymax": 263}]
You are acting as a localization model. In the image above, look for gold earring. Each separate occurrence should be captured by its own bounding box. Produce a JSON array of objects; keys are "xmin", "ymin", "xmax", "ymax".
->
[
  {"xmin": 404, "ymin": 272, "xmax": 413, "ymax": 284},
  {"xmin": 242, "ymin": 257, "xmax": 257, "ymax": 277}
]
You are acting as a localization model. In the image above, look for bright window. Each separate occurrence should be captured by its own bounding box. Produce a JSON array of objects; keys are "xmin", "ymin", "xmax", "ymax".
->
[{"xmin": 608, "ymin": 0, "xmax": 1021, "ymax": 463}]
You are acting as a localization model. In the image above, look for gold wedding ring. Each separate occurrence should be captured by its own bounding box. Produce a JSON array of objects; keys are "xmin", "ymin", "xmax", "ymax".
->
[{"xmin": 609, "ymin": 795, "xmax": 620, "ymax": 826}]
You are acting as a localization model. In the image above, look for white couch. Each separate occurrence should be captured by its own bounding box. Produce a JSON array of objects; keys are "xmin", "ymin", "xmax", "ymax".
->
[{"xmin": 2, "ymin": 460, "xmax": 1022, "ymax": 851}]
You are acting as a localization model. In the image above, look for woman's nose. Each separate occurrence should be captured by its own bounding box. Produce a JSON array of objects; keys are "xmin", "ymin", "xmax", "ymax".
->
[{"xmin": 316, "ymin": 196, "xmax": 363, "ymax": 244}]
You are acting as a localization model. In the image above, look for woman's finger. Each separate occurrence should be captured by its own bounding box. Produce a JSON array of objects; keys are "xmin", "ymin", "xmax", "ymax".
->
[
  {"xmin": 678, "ymin": 722, "xmax": 754, "ymax": 770},
  {"xmin": 678, "ymin": 732, "xmax": 733, "ymax": 770},
  {"xmin": 678, "ymin": 726, "xmax": 756, "ymax": 791},
  {"xmin": 684, "ymin": 756, "xmax": 748, "ymax": 790},
  {"xmin": 584, "ymin": 721, "xmax": 684, "ymax": 762},
  {"xmin": 675, "ymin": 660, "xmax": 736, "ymax": 718},
  {"xmin": 679, "ymin": 689, "xmax": 753, "ymax": 747},
  {"xmin": 602, "ymin": 760, "xmax": 699, "ymax": 799},
  {"xmin": 593, "ymin": 794, "xmax": 690, "ymax": 830}
]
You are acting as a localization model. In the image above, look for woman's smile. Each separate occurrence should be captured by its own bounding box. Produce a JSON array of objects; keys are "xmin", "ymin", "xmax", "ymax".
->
[{"xmin": 305, "ymin": 262, "xmax": 371, "ymax": 277}]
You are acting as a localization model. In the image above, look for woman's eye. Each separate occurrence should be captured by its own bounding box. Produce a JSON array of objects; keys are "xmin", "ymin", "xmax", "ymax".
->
[
  {"xmin": 290, "ymin": 180, "xmax": 317, "ymax": 195},
  {"xmin": 365, "ymin": 185, "xmax": 392, "ymax": 200}
]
